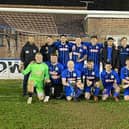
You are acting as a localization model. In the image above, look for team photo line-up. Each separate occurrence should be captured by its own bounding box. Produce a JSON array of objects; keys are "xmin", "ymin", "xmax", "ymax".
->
[{"xmin": 19, "ymin": 35, "xmax": 129, "ymax": 104}]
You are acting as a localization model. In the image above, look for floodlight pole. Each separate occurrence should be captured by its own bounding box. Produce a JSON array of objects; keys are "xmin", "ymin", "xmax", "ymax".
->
[{"xmin": 80, "ymin": 1, "xmax": 94, "ymax": 9}]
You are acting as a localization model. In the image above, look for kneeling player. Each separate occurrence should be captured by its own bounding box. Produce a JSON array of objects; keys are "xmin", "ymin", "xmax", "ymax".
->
[
  {"xmin": 62, "ymin": 61, "xmax": 83, "ymax": 101},
  {"xmin": 20, "ymin": 53, "xmax": 50, "ymax": 104},
  {"xmin": 44, "ymin": 53, "xmax": 64, "ymax": 102},
  {"xmin": 101, "ymin": 62, "xmax": 120, "ymax": 102},
  {"xmin": 82, "ymin": 59, "xmax": 100, "ymax": 102},
  {"xmin": 121, "ymin": 58, "xmax": 129, "ymax": 101}
]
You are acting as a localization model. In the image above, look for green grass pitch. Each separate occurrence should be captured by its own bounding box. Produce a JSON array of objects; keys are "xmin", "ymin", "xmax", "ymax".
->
[{"xmin": 0, "ymin": 80, "xmax": 129, "ymax": 129}]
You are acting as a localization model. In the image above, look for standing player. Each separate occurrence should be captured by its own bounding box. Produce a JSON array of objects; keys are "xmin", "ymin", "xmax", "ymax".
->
[
  {"xmin": 62, "ymin": 61, "xmax": 83, "ymax": 101},
  {"xmin": 81, "ymin": 59, "xmax": 100, "ymax": 102},
  {"xmin": 20, "ymin": 36, "xmax": 39, "ymax": 96},
  {"xmin": 101, "ymin": 62, "xmax": 120, "ymax": 102},
  {"xmin": 44, "ymin": 53, "xmax": 64, "ymax": 102},
  {"xmin": 101, "ymin": 37, "xmax": 119, "ymax": 71},
  {"xmin": 118, "ymin": 37, "xmax": 129, "ymax": 69},
  {"xmin": 120, "ymin": 58, "xmax": 129, "ymax": 101},
  {"xmin": 87, "ymin": 35, "xmax": 103, "ymax": 76},
  {"xmin": 54, "ymin": 35, "xmax": 72, "ymax": 68},
  {"xmin": 20, "ymin": 53, "xmax": 50, "ymax": 104},
  {"xmin": 70, "ymin": 37, "xmax": 87, "ymax": 71}
]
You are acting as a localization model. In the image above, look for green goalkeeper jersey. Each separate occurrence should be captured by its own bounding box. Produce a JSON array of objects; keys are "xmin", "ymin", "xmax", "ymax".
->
[{"xmin": 22, "ymin": 62, "xmax": 50, "ymax": 81}]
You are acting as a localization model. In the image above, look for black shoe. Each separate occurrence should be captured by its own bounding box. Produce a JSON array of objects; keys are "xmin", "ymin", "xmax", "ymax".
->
[
  {"xmin": 55, "ymin": 96, "xmax": 62, "ymax": 99},
  {"xmin": 73, "ymin": 97, "xmax": 80, "ymax": 102}
]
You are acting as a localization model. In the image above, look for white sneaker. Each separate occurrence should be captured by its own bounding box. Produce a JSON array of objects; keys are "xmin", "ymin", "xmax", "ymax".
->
[
  {"xmin": 44, "ymin": 96, "xmax": 50, "ymax": 103},
  {"xmin": 27, "ymin": 97, "xmax": 32, "ymax": 104}
]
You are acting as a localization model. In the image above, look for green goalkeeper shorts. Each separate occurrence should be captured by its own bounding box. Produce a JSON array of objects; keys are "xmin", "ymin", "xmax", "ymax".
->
[{"xmin": 29, "ymin": 79, "xmax": 44, "ymax": 93}]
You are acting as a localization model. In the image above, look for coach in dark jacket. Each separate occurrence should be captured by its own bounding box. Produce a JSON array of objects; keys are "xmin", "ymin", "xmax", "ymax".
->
[
  {"xmin": 20, "ymin": 36, "xmax": 39, "ymax": 96},
  {"xmin": 40, "ymin": 36, "xmax": 56, "ymax": 62},
  {"xmin": 101, "ymin": 37, "xmax": 119, "ymax": 71}
]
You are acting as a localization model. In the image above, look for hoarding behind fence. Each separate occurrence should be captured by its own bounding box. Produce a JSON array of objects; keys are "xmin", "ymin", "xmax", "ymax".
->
[{"xmin": 0, "ymin": 59, "xmax": 23, "ymax": 79}]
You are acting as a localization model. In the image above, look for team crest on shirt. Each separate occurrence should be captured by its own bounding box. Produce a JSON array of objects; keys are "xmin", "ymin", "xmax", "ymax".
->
[
  {"xmin": 84, "ymin": 60, "xmax": 87, "ymax": 65},
  {"xmin": 46, "ymin": 47, "xmax": 48, "ymax": 50},
  {"xmin": 120, "ymin": 48, "xmax": 123, "ymax": 52},
  {"xmin": 96, "ymin": 46, "xmax": 99, "ymax": 49},
  {"xmin": 55, "ymin": 67, "xmax": 58, "ymax": 71},
  {"xmin": 65, "ymin": 45, "xmax": 68, "ymax": 48},
  {"xmin": 111, "ymin": 75, "xmax": 114, "ymax": 79},
  {"xmin": 25, "ymin": 50, "xmax": 29, "ymax": 54},
  {"xmin": 79, "ymin": 49, "xmax": 83, "ymax": 52},
  {"xmin": 127, "ymin": 48, "xmax": 129, "ymax": 51},
  {"xmin": 72, "ymin": 45, "xmax": 76, "ymax": 50},
  {"xmin": 33, "ymin": 49, "xmax": 37, "ymax": 53},
  {"xmin": 92, "ymin": 72, "xmax": 95, "ymax": 75},
  {"xmin": 73, "ymin": 73, "xmax": 76, "ymax": 77}
]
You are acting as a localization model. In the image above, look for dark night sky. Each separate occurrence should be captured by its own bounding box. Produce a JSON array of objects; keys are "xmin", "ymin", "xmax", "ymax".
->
[{"xmin": 0, "ymin": 0, "xmax": 128, "ymax": 11}]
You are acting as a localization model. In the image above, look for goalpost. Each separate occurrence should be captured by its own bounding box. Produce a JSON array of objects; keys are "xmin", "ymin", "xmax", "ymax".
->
[{"xmin": 0, "ymin": 7, "xmax": 129, "ymax": 16}]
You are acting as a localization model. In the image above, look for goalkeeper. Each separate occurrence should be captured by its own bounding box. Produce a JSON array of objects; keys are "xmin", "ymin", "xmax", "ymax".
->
[{"xmin": 19, "ymin": 52, "xmax": 50, "ymax": 104}]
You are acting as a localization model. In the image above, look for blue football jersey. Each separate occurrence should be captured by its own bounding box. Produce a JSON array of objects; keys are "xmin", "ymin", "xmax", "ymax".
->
[
  {"xmin": 101, "ymin": 70, "xmax": 120, "ymax": 88},
  {"xmin": 71, "ymin": 43, "xmax": 87, "ymax": 63},
  {"xmin": 62, "ymin": 69, "xmax": 81, "ymax": 85},
  {"xmin": 54, "ymin": 41, "xmax": 73, "ymax": 67},
  {"xmin": 87, "ymin": 42, "xmax": 103, "ymax": 74},
  {"xmin": 120, "ymin": 66, "xmax": 129, "ymax": 81},
  {"xmin": 87, "ymin": 43, "xmax": 103, "ymax": 66},
  {"xmin": 46, "ymin": 61, "xmax": 64, "ymax": 84},
  {"xmin": 118, "ymin": 45, "xmax": 129, "ymax": 67},
  {"xmin": 81, "ymin": 67, "xmax": 99, "ymax": 81}
]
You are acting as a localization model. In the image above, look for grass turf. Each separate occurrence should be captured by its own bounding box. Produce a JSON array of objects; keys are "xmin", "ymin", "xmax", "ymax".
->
[{"xmin": 0, "ymin": 80, "xmax": 129, "ymax": 129}]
